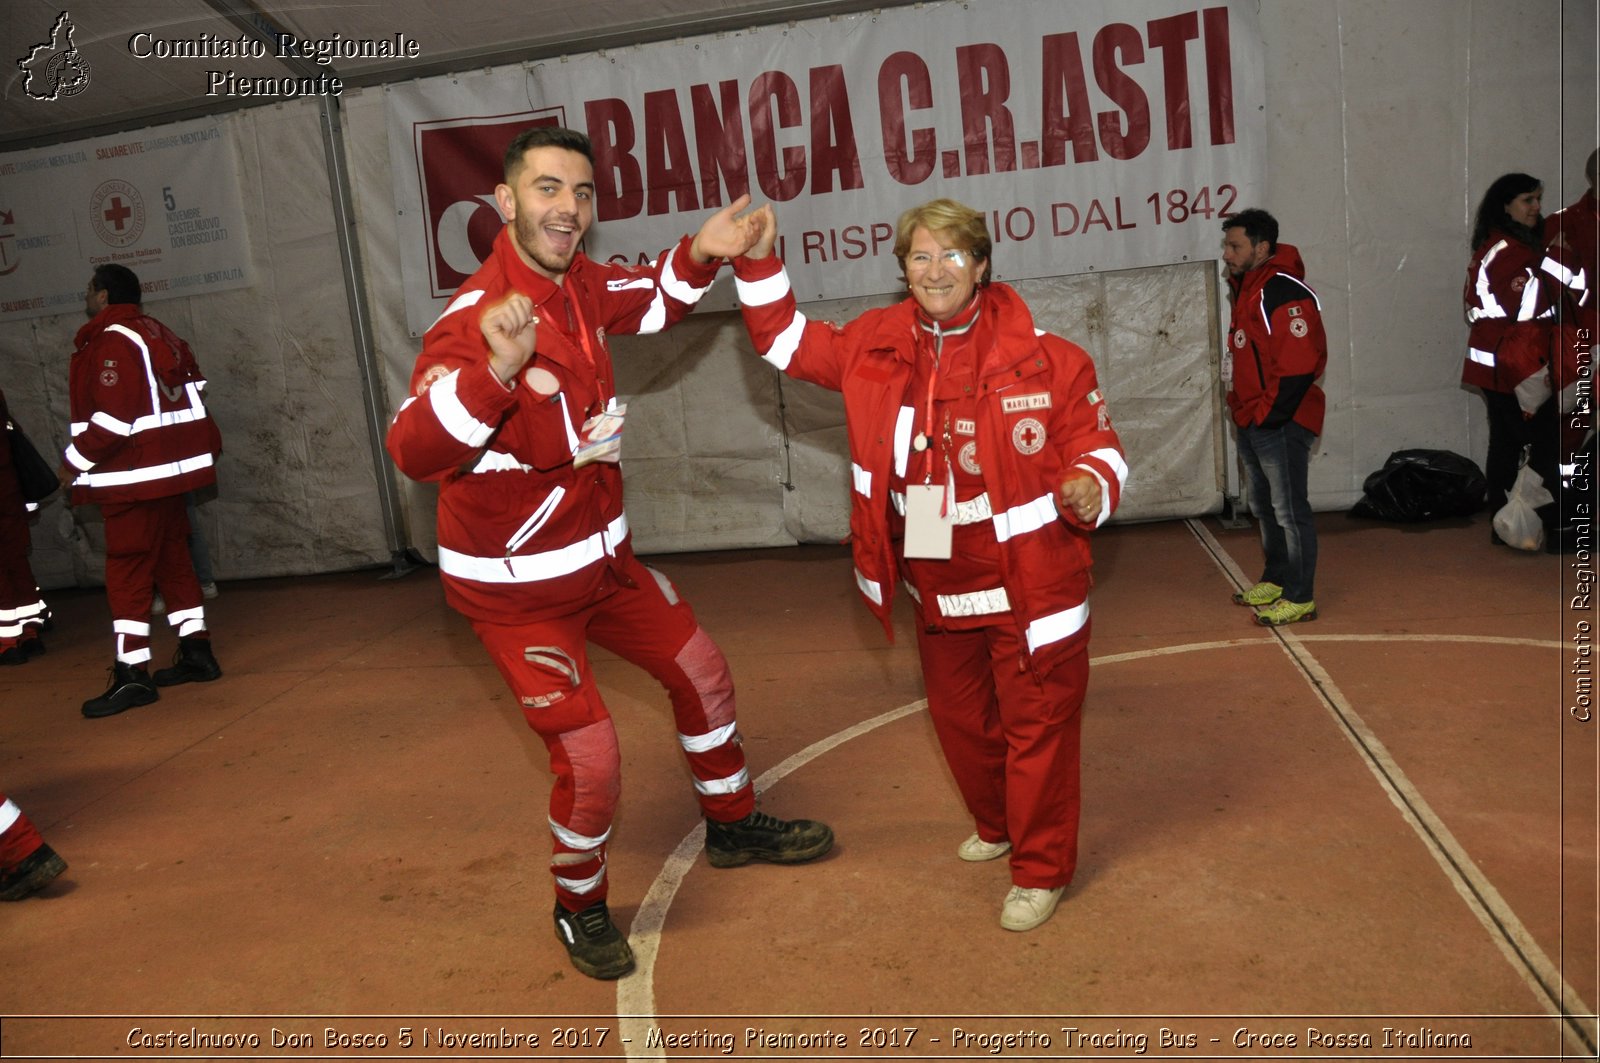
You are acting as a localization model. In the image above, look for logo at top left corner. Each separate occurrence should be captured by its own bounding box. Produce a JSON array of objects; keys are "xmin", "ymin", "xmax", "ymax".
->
[{"xmin": 17, "ymin": 11, "xmax": 93, "ymax": 102}]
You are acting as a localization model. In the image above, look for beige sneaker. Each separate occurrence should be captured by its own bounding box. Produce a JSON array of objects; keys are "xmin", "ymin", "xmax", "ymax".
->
[
  {"xmin": 1000, "ymin": 885, "xmax": 1063, "ymax": 931},
  {"xmin": 957, "ymin": 833, "xmax": 1011, "ymax": 862}
]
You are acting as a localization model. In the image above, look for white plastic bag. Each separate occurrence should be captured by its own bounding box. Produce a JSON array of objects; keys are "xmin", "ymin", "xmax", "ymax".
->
[{"xmin": 1492, "ymin": 457, "xmax": 1553, "ymax": 551}]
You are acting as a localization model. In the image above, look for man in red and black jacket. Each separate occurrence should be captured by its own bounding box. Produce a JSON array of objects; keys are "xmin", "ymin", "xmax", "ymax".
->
[
  {"xmin": 1221, "ymin": 209, "xmax": 1328, "ymax": 626},
  {"xmin": 386, "ymin": 127, "xmax": 832, "ymax": 981},
  {"xmin": 62, "ymin": 264, "xmax": 223, "ymax": 717}
]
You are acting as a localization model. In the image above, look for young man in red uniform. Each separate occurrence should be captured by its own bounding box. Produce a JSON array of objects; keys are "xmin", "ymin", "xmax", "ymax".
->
[
  {"xmin": 62, "ymin": 264, "xmax": 224, "ymax": 717},
  {"xmin": 730, "ymin": 198, "xmax": 1126, "ymax": 932},
  {"xmin": 1221, "ymin": 209, "xmax": 1328, "ymax": 625},
  {"xmin": 385, "ymin": 127, "xmax": 832, "ymax": 981}
]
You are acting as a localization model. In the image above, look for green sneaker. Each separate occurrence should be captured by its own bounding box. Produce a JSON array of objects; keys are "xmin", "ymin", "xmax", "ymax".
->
[
  {"xmin": 1255, "ymin": 599, "xmax": 1317, "ymax": 626},
  {"xmin": 1232, "ymin": 581, "xmax": 1282, "ymax": 607}
]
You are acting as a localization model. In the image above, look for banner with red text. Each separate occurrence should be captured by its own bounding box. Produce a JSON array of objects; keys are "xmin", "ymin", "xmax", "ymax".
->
[
  {"xmin": 0, "ymin": 117, "xmax": 252, "ymax": 322},
  {"xmin": 386, "ymin": 0, "xmax": 1263, "ymax": 335}
]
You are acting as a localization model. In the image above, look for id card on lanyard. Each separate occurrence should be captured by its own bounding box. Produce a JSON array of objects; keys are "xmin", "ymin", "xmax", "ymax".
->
[
  {"xmin": 903, "ymin": 331, "xmax": 955, "ymax": 559},
  {"xmin": 903, "ymin": 478, "xmax": 954, "ymax": 558},
  {"xmin": 563, "ymin": 291, "xmax": 628, "ymax": 466}
]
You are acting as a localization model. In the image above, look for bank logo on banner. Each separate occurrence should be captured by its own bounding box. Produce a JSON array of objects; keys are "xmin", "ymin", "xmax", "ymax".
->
[
  {"xmin": 17, "ymin": 12, "xmax": 93, "ymax": 102},
  {"xmin": 416, "ymin": 109, "xmax": 563, "ymax": 296}
]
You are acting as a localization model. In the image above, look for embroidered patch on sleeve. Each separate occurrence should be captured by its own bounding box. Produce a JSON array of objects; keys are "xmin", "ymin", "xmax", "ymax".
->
[{"xmin": 417, "ymin": 364, "xmax": 451, "ymax": 396}]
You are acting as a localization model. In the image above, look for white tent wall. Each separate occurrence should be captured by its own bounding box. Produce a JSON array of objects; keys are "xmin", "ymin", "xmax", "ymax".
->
[
  {"xmin": 2, "ymin": 98, "xmax": 395, "ymax": 590},
  {"xmin": 3, "ymin": 1, "xmax": 1595, "ymax": 587},
  {"xmin": 1263, "ymin": 0, "xmax": 1596, "ymax": 516}
]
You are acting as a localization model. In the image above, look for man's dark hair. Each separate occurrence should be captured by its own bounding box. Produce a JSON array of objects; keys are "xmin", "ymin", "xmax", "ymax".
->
[
  {"xmin": 503, "ymin": 126, "xmax": 594, "ymax": 182},
  {"xmin": 1471, "ymin": 172, "xmax": 1541, "ymax": 249},
  {"xmin": 1221, "ymin": 208, "xmax": 1278, "ymax": 253},
  {"xmin": 91, "ymin": 263, "xmax": 142, "ymax": 305}
]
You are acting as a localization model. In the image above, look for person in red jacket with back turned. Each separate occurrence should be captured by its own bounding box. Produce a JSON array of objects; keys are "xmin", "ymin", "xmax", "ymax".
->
[
  {"xmin": 61, "ymin": 264, "xmax": 224, "ymax": 718},
  {"xmin": 385, "ymin": 127, "xmax": 832, "ymax": 982},
  {"xmin": 1221, "ymin": 209, "xmax": 1328, "ymax": 626},
  {"xmin": 731, "ymin": 197, "xmax": 1127, "ymax": 933}
]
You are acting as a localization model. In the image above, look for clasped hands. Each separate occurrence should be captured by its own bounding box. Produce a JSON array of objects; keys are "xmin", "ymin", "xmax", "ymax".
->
[{"xmin": 481, "ymin": 194, "xmax": 779, "ymax": 385}]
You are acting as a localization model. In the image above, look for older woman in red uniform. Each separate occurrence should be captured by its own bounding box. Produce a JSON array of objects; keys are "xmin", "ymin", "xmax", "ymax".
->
[{"xmin": 733, "ymin": 199, "xmax": 1127, "ymax": 931}]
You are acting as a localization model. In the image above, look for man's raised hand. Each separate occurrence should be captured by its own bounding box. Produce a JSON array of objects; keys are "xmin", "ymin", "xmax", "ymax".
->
[{"xmin": 480, "ymin": 292, "xmax": 539, "ymax": 385}]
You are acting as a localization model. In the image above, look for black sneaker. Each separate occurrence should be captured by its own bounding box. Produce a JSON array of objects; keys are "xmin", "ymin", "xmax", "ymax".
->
[
  {"xmin": 553, "ymin": 901, "xmax": 635, "ymax": 980},
  {"xmin": 0, "ymin": 844, "xmax": 67, "ymax": 901},
  {"xmin": 82, "ymin": 663, "xmax": 160, "ymax": 718},
  {"xmin": 704, "ymin": 809, "xmax": 834, "ymax": 868},
  {"xmin": 153, "ymin": 637, "xmax": 222, "ymax": 687}
]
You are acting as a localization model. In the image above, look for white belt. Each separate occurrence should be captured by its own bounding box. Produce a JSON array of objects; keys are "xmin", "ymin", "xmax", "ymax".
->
[
  {"xmin": 936, "ymin": 586, "xmax": 1011, "ymax": 617},
  {"xmin": 891, "ymin": 490, "xmax": 994, "ymax": 526},
  {"xmin": 439, "ymin": 514, "xmax": 628, "ymax": 584}
]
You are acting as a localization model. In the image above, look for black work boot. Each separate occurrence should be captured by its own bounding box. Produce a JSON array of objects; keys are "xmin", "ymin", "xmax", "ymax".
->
[
  {"xmin": 82, "ymin": 662, "xmax": 160, "ymax": 718},
  {"xmin": 552, "ymin": 901, "xmax": 636, "ymax": 980},
  {"xmin": 153, "ymin": 637, "xmax": 222, "ymax": 687},
  {"xmin": 0, "ymin": 844, "xmax": 67, "ymax": 901},
  {"xmin": 704, "ymin": 809, "xmax": 835, "ymax": 868}
]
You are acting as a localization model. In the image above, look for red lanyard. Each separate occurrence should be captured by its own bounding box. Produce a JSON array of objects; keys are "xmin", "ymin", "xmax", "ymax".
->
[
  {"xmin": 917, "ymin": 329, "xmax": 948, "ymax": 486},
  {"xmin": 559, "ymin": 287, "xmax": 609, "ymax": 408}
]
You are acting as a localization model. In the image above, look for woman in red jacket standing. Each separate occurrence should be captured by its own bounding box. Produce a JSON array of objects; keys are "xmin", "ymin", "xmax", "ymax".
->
[
  {"xmin": 733, "ymin": 199, "xmax": 1127, "ymax": 932},
  {"xmin": 1462, "ymin": 173, "xmax": 1585, "ymax": 542}
]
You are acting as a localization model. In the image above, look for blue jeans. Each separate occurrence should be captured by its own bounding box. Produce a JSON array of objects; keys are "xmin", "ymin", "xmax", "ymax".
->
[{"xmin": 1237, "ymin": 422, "xmax": 1318, "ymax": 603}]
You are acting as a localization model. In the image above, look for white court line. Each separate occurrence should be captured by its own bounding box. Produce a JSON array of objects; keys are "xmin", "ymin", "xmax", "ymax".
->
[
  {"xmin": 1185, "ymin": 517, "xmax": 1596, "ymax": 1054},
  {"xmin": 613, "ymin": 530, "xmax": 1590, "ymax": 1057},
  {"xmin": 617, "ymin": 699, "xmax": 926, "ymax": 1055}
]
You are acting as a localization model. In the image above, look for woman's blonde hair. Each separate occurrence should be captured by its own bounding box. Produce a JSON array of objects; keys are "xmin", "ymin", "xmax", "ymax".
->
[{"xmin": 893, "ymin": 198, "xmax": 992, "ymax": 282}]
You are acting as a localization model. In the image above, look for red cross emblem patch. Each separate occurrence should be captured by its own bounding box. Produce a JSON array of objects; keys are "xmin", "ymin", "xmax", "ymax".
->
[{"xmin": 1012, "ymin": 417, "xmax": 1046, "ymax": 455}]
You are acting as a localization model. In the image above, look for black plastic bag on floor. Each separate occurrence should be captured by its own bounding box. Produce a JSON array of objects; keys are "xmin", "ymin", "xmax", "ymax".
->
[{"xmin": 1349, "ymin": 449, "xmax": 1487, "ymax": 522}]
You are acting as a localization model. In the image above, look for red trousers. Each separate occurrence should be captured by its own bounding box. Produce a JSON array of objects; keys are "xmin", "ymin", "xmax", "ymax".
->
[
  {"xmin": 471, "ymin": 555, "xmax": 754, "ymax": 911},
  {"xmin": 914, "ymin": 612, "xmax": 1088, "ymax": 890},
  {"xmin": 0, "ymin": 792, "xmax": 45, "ymax": 870},
  {"xmin": 102, "ymin": 495, "xmax": 208, "ymax": 666},
  {"xmin": 0, "ymin": 510, "xmax": 46, "ymax": 652}
]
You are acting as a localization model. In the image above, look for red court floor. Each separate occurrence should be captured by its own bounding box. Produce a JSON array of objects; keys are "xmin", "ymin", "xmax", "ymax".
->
[{"xmin": 0, "ymin": 514, "xmax": 1594, "ymax": 1060}]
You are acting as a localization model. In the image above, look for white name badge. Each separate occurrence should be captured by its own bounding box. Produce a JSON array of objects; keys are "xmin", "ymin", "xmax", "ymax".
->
[
  {"xmin": 902, "ymin": 483, "xmax": 953, "ymax": 559},
  {"xmin": 574, "ymin": 402, "xmax": 627, "ymax": 467}
]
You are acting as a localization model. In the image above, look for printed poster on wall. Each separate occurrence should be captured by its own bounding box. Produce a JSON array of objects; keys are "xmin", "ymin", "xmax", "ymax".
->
[
  {"xmin": 0, "ymin": 117, "xmax": 253, "ymax": 322},
  {"xmin": 386, "ymin": 0, "xmax": 1264, "ymax": 336}
]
